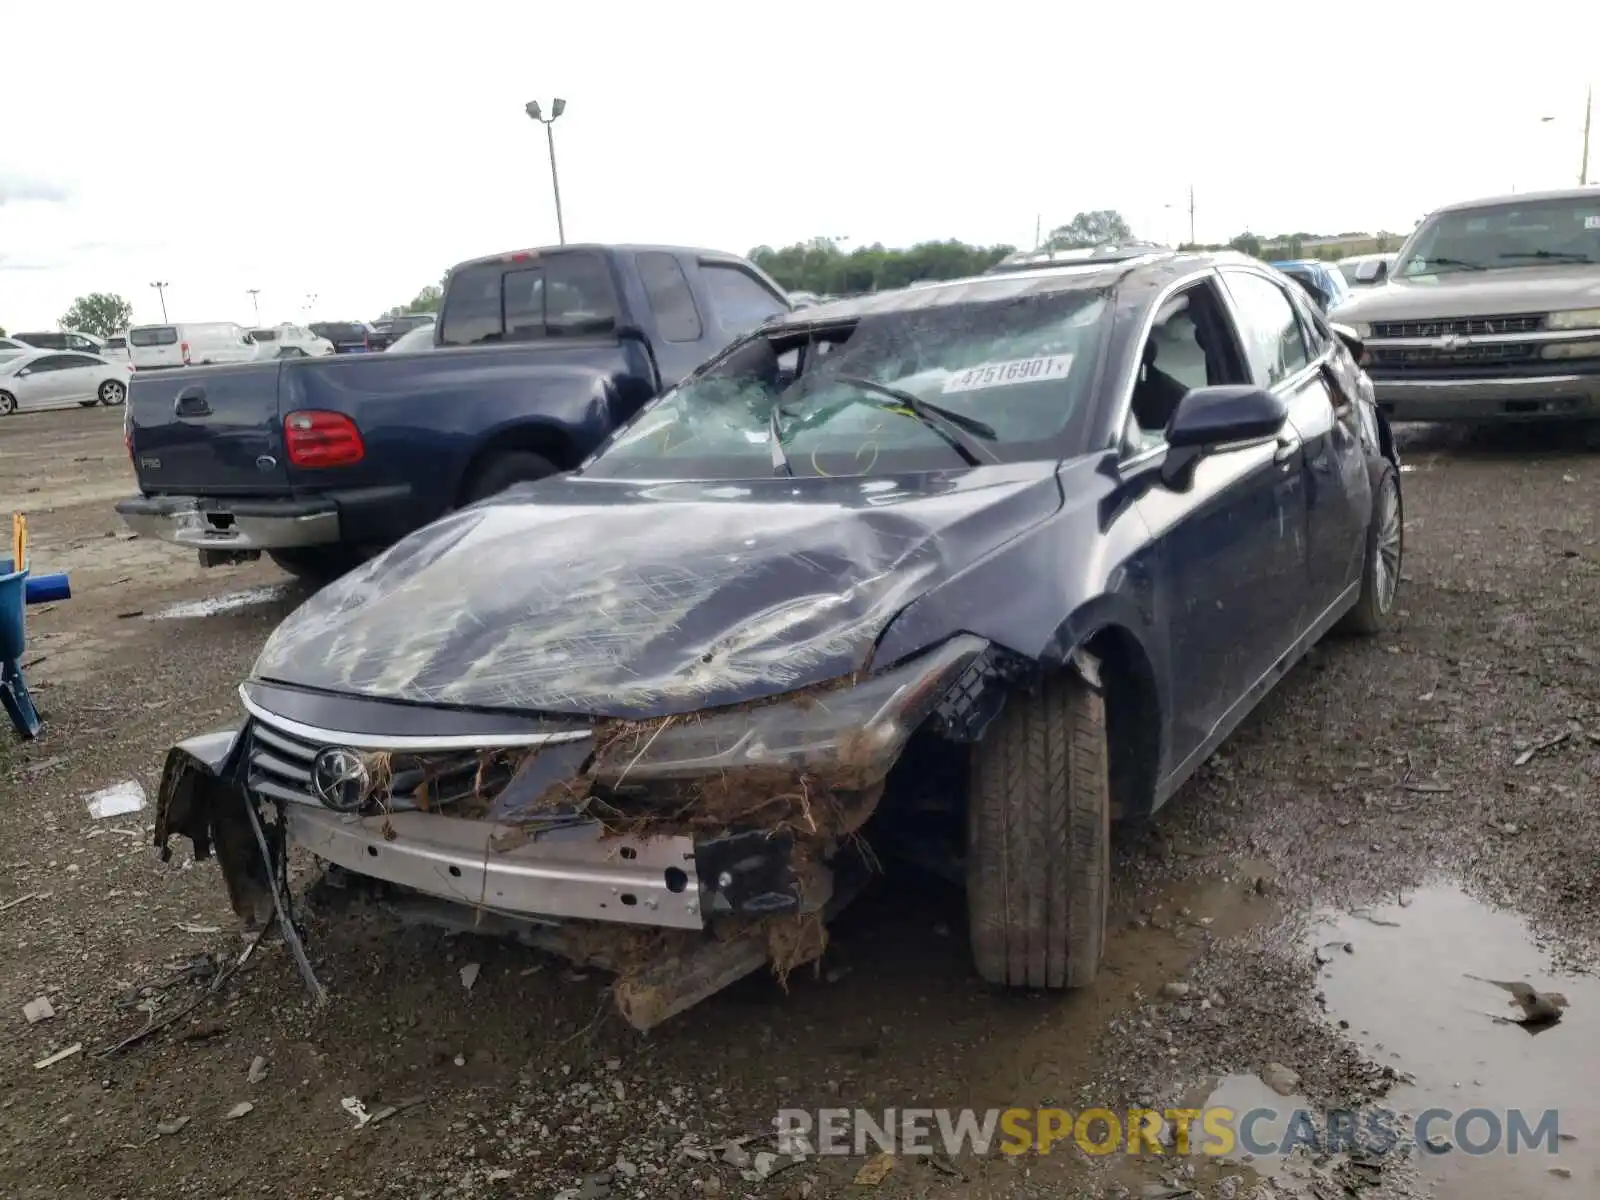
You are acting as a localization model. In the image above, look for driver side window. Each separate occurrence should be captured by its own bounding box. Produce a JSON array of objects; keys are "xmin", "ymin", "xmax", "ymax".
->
[{"xmin": 1123, "ymin": 279, "xmax": 1249, "ymax": 454}]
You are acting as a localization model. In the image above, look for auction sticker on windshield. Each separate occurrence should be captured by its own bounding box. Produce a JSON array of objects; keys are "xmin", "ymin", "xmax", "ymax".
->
[{"xmin": 943, "ymin": 355, "xmax": 1074, "ymax": 394}]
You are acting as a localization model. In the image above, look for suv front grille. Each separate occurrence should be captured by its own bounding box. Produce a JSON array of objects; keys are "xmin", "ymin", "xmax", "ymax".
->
[
  {"xmin": 1369, "ymin": 313, "xmax": 1544, "ymax": 339},
  {"xmin": 1368, "ymin": 342, "xmax": 1543, "ymax": 372},
  {"xmin": 246, "ymin": 719, "xmax": 582, "ymax": 815}
]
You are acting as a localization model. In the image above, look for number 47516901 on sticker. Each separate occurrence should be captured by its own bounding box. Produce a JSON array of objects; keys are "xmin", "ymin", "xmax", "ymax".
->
[{"xmin": 942, "ymin": 354, "xmax": 1075, "ymax": 395}]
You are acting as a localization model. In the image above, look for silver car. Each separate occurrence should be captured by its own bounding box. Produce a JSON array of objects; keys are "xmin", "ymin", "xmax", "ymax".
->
[{"xmin": 0, "ymin": 349, "xmax": 132, "ymax": 415}]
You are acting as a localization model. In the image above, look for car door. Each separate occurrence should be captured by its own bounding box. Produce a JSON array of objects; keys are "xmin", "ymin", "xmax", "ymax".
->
[
  {"xmin": 53, "ymin": 353, "xmax": 104, "ymax": 403},
  {"xmin": 1218, "ymin": 268, "xmax": 1334, "ymax": 644},
  {"xmin": 1283, "ymin": 288, "xmax": 1374, "ymax": 615},
  {"xmin": 1126, "ymin": 275, "xmax": 1308, "ymax": 776},
  {"xmin": 15, "ymin": 355, "xmax": 77, "ymax": 408}
]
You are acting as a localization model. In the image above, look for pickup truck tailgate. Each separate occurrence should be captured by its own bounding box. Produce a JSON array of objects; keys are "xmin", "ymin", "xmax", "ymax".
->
[{"xmin": 130, "ymin": 361, "xmax": 290, "ymax": 494}]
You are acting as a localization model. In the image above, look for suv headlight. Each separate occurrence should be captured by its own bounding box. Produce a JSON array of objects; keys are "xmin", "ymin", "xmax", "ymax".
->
[
  {"xmin": 590, "ymin": 635, "xmax": 989, "ymax": 785},
  {"xmin": 1547, "ymin": 309, "xmax": 1600, "ymax": 331}
]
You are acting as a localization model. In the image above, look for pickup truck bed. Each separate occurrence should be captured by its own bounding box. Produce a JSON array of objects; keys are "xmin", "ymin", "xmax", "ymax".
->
[{"xmin": 116, "ymin": 244, "xmax": 792, "ymax": 578}]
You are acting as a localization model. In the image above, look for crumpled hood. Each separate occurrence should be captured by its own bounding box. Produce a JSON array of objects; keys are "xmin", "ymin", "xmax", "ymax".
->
[
  {"xmin": 1337, "ymin": 264, "xmax": 1600, "ymax": 323},
  {"xmin": 252, "ymin": 464, "xmax": 1065, "ymax": 717}
]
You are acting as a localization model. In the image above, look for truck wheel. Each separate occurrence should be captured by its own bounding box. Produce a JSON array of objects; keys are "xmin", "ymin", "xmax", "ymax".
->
[
  {"xmin": 268, "ymin": 547, "xmax": 364, "ymax": 586},
  {"xmin": 461, "ymin": 451, "xmax": 559, "ymax": 505},
  {"xmin": 1336, "ymin": 462, "xmax": 1403, "ymax": 636},
  {"xmin": 967, "ymin": 672, "xmax": 1109, "ymax": 990}
]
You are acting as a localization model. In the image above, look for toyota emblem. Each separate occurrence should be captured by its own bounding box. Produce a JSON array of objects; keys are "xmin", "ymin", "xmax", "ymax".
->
[{"xmin": 309, "ymin": 747, "xmax": 372, "ymax": 813}]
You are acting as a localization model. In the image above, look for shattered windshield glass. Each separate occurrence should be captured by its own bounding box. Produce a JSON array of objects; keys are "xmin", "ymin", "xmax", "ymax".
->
[{"xmin": 582, "ymin": 288, "xmax": 1110, "ymax": 480}]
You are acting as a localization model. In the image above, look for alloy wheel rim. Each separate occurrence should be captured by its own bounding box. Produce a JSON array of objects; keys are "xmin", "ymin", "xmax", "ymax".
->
[{"xmin": 1374, "ymin": 475, "xmax": 1402, "ymax": 614}]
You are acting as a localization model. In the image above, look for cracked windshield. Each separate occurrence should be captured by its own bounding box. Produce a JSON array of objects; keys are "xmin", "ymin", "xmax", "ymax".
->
[
  {"xmin": 585, "ymin": 290, "xmax": 1107, "ymax": 478},
  {"xmin": 5, "ymin": 5, "xmax": 1600, "ymax": 1199}
]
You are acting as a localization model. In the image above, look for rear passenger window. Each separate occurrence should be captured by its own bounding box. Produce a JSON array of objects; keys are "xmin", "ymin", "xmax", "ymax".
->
[
  {"xmin": 440, "ymin": 263, "xmax": 504, "ymax": 346},
  {"xmin": 636, "ymin": 252, "xmax": 703, "ymax": 343},
  {"xmin": 700, "ymin": 264, "xmax": 788, "ymax": 335},
  {"xmin": 1222, "ymin": 272, "xmax": 1311, "ymax": 387}
]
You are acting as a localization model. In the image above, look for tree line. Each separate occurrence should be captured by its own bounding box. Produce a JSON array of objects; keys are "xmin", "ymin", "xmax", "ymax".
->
[{"xmin": 21, "ymin": 213, "xmax": 1403, "ymax": 343}]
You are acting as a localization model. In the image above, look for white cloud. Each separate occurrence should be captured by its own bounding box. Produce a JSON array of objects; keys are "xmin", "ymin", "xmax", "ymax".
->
[{"xmin": 1, "ymin": 0, "xmax": 1597, "ymax": 330}]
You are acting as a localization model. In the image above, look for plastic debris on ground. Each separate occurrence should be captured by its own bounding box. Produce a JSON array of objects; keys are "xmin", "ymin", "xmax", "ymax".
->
[
  {"xmin": 85, "ymin": 780, "xmax": 147, "ymax": 820},
  {"xmin": 34, "ymin": 1044, "xmax": 82, "ymax": 1070},
  {"xmin": 23, "ymin": 996, "xmax": 55, "ymax": 1024}
]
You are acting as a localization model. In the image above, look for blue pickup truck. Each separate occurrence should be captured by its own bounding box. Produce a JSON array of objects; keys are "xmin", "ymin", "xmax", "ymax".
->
[{"xmin": 115, "ymin": 244, "xmax": 792, "ymax": 580}]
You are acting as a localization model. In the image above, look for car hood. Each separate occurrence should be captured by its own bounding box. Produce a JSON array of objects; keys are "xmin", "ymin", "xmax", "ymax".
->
[
  {"xmin": 251, "ymin": 463, "xmax": 1067, "ymax": 718},
  {"xmin": 1337, "ymin": 264, "xmax": 1600, "ymax": 322}
]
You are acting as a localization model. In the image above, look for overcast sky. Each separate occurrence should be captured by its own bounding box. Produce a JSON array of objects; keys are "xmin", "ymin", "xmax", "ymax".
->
[{"xmin": 2, "ymin": 2, "xmax": 1597, "ymax": 331}]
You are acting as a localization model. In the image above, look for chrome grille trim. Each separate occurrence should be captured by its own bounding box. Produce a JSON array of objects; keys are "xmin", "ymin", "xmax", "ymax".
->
[
  {"xmin": 1369, "ymin": 313, "xmax": 1545, "ymax": 339},
  {"xmin": 237, "ymin": 686, "xmax": 592, "ymax": 751}
]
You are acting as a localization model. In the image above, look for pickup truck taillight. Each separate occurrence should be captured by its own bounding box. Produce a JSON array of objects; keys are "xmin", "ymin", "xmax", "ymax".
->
[
  {"xmin": 284, "ymin": 410, "xmax": 365, "ymax": 469},
  {"xmin": 180, "ymin": 341, "xmax": 191, "ymax": 365}
]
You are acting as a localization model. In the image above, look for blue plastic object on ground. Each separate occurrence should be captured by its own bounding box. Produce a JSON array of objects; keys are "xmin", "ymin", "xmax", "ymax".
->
[
  {"xmin": 0, "ymin": 557, "xmax": 41, "ymax": 739},
  {"xmin": 24, "ymin": 573, "xmax": 71, "ymax": 604}
]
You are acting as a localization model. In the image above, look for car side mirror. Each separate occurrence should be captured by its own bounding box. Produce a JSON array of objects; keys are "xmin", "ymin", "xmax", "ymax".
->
[
  {"xmin": 1157, "ymin": 386, "xmax": 1288, "ymax": 490},
  {"xmin": 1329, "ymin": 323, "xmax": 1366, "ymax": 362},
  {"xmin": 1354, "ymin": 259, "xmax": 1387, "ymax": 284}
]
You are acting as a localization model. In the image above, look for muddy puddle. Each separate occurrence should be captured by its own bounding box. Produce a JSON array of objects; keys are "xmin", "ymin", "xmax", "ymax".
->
[
  {"xmin": 1309, "ymin": 884, "xmax": 1598, "ymax": 1196},
  {"xmin": 147, "ymin": 583, "xmax": 296, "ymax": 619}
]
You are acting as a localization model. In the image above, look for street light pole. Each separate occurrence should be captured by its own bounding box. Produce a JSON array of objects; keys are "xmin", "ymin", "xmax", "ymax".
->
[
  {"xmin": 149, "ymin": 281, "xmax": 169, "ymax": 322},
  {"xmin": 247, "ymin": 288, "xmax": 261, "ymax": 323},
  {"xmin": 1581, "ymin": 83, "xmax": 1593, "ymax": 186},
  {"xmin": 524, "ymin": 98, "xmax": 568, "ymax": 245}
]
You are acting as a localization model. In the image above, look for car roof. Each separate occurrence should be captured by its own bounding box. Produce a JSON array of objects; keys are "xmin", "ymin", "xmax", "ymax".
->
[
  {"xmin": 1430, "ymin": 185, "xmax": 1600, "ymax": 214},
  {"xmin": 763, "ymin": 248, "xmax": 1255, "ymax": 327}
]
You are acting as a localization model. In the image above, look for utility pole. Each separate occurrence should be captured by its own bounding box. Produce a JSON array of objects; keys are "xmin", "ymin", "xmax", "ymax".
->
[
  {"xmin": 1581, "ymin": 82, "xmax": 1593, "ymax": 186},
  {"xmin": 149, "ymin": 281, "xmax": 169, "ymax": 322},
  {"xmin": 246, "ymin": 289, "xmax": 261, "ymax": 323},
  {"xmin": 1188, "ymin": 185, "xmax": 1196, "ymax": 246},
  {"xmin": 1034, "ymin": 213, "xmax": 1042, "ymax": 250},
  {"xmin": 524, "ymin": 98, "xmax": 568, "ymax": 245}
]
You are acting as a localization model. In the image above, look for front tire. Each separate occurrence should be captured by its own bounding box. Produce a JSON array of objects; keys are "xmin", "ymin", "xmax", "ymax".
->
[
  {"xmin": 99, "ymin": 380, "xmax": 126, "ymax": 406},
  {"xmin": 1337, "ymin": 462, "xmax": 1403, "ymax": 636},
  {"xmin": 0, "ymin": 391, "xmax": 15, "ymax": 416},
  {"xmin": 967, "ymin": 674, "xmax": 1110, "ymax": 990}
]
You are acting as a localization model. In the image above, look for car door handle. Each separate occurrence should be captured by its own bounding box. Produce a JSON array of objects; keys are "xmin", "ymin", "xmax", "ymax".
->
[
  {"xmin": 1274, "ymin": 433, "xmax": 1302, "ymax": 465},
  {"xmin": 174, "ymin": 387, "xmax": 210, "ymax": 417}
]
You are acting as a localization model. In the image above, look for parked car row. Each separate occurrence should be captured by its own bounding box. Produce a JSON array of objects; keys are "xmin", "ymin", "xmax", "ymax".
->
[{"xmin": 133, "ymin": 236, "xmax": 1407, "ymax": 1030}]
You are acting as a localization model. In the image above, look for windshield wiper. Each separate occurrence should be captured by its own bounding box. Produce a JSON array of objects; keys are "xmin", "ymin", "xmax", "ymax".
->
[
  {"xmin": 826, "ymin": 374, "xmax": 998, "ymax": 467},
  {"xmin": 1410, "ymin": 256, "xmax": 1486, "ymax": 272},
  {"xmin": 768, "ymin": 401, "xmax": 794, "ymax": 477},
  {"xmin": 1498, "ymin": 250, "xmax": 1595, "ymax": 264}
]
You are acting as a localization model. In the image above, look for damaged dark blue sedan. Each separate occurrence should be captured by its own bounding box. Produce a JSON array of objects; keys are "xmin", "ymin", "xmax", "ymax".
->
[{"xmin": 153, "ymin": 248, "xmax": 1403, "ymax": 1029}]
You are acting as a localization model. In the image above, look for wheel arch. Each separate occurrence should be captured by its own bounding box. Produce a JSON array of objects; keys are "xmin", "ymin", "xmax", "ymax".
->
[{"xmin": 452, "ymin": 422, "xmax": 581, "ymax": 508}]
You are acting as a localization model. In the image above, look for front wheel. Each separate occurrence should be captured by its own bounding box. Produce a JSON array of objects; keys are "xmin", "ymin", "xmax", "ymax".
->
[
  {"xmin": 0, "ymin": 391, "xmax": 15, "ymax": 416},
  {"xmin": 1337, "ymin": 462, "xmax": 1403, "ymax": 636},
  {"xmin": 967, "ymin": 673, "xmax": 1110, "ymax": 990},
  {"xmin": 99, "ymin": 379, "xmax": 126, "ymax": 406}
]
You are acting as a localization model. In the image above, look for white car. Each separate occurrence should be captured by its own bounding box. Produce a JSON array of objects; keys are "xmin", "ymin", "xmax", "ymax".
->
[
  {"xmin": 100, "ymin": 333, "xmax": 131, "ymax": 362},
  {"xmin": 128, "ymin": 322, "xmax": 262, "ymax": 370},
  {"xmin": 0, "ymin": 349, "xmax": 132, "ymax": 415},
  {"xmin": 385, "ymin": 323, "xmax": 436, "ymax": 353},
  {"xmin": 249, "ymin": 323, "xmax": 335, "ymax": 358}
]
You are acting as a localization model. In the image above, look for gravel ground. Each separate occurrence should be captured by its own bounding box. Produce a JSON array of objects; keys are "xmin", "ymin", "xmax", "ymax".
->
[{"xmin": 0, "ymin": 407, "xmax": 1596, "ymax": 1200}]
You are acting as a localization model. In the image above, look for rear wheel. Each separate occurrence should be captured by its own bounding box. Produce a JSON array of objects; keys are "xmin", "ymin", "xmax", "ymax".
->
[
  {"xmin": 0, "ymin": 392, "xmax": 16, "ymax": 416},
  {"xmin": 967, "ymin": 673, "xmax": 1110, "ymax": 990},
  {"xmin": 1337, "ymin": 462, "xmax": 1403, "ymax": 636},
  {"xmin": 267, "ymin": 546, "xmax": 366, "ymax": 586},
  {"xmin": 98, "ymin": 380, "xmax": 126, "ymax": 406},
  {"xmin": 460, "ymin": 451, "xmax": 560, "ymax": 505}
]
